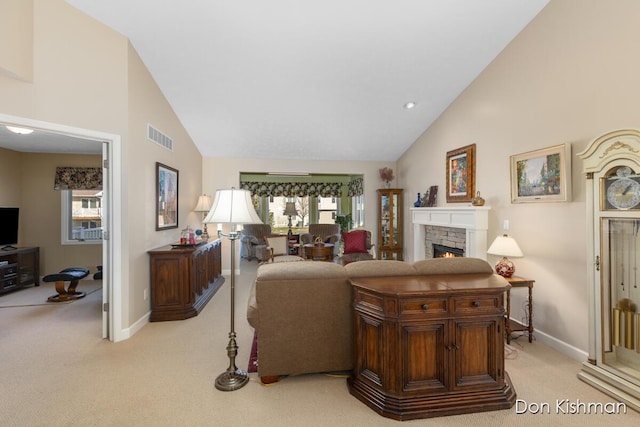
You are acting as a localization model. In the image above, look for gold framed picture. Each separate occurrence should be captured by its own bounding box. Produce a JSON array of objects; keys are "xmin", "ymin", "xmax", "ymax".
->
[
  {"xmin": 446, "ymin": 144, "xmax": 476, "ymax": 203},
  {"xmin": 510, "ymin": 143, "xmax": 571, "ymax": 203}
]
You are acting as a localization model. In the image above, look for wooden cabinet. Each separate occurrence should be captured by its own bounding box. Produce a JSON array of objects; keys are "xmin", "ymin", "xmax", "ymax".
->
[
  {"xmin": 377, "ymin": 188, "xmax": 403, "ymax": 260},
  {"xmin": 0, "ymin": 247, "xmax": 39, "ymax": 295},
  {"xmin": 348, "ymin": 275, "xmax": 516, "ymax": 420},
  {"xmin": 148, "ymin": 240, "xmax": 224, "ymax": 322}
]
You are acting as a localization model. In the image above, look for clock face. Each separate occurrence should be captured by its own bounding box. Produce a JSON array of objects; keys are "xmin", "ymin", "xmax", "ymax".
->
[{"xmin": 605, "ymin": 167, "xmax": 640, "ymax": 210}]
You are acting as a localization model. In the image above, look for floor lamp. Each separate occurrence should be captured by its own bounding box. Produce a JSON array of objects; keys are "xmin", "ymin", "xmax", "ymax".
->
[{"xmin": 204, "ymin": 188, "xmax": 262, "ymax": 391}]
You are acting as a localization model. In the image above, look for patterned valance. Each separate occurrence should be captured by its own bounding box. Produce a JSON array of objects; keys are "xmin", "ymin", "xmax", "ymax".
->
[
  {"xmin": 348, "ymin": 177, "xmax": 364, "ymax": 196},
  {"xmin": 54, "ymin": 167, "xmax": 102, "ymax": 190},
  {"xmin": 240, "ymin": 181, "xmax": 343, "ymax": 198}
]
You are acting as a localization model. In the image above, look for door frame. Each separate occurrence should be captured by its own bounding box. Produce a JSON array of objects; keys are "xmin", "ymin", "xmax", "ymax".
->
[{"xmin": 0, "ymin": 113, "xmax": 123, "ymax": 342}]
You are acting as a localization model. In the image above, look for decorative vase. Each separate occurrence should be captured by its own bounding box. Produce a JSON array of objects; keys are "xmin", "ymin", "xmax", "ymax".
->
[
  {"xmin": 414, "ymin": 193, "xmax": 422, "ymax": 208},
  {"xmin": 471, "ymin": 191, "xmax": 485, "ymax": 206}
]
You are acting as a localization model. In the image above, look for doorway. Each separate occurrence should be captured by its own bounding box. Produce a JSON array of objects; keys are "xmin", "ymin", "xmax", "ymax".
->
[{"xmin": 0, "ymin": 113, "xmax": 123, "ymax": 341}]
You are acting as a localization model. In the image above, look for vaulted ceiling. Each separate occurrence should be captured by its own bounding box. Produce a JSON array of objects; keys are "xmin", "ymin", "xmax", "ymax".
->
[{"xmin": 2, "ymin": 1, "xmax": 550, "ymax": 160}]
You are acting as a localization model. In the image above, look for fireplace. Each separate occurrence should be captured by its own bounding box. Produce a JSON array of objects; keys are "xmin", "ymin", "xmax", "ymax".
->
[
  {"xmin": 410, "ymin": 206, "xmax": 489, "ymax": 261},
  {"xmin": 433, "ymin": 244, "xmax": 464, "ymax": 258}
]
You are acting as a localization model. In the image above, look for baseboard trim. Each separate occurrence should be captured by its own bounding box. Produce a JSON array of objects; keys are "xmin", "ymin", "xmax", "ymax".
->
[
  {"xmin": 517, "ymin": 323, "xmax": 588, "ymax": 362},
  {"xmin": 121, "ymin": 311, "xmax": 150, "ymax": 340}
]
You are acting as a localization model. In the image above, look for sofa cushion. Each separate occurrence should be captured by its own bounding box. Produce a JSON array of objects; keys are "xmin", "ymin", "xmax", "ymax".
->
[
  {"xmin": 413, "ymin": 257, "xmax": 493, "ymax": 275},
  {"xmin": 344, "ymin": 260, "xmax": 417, "ymax": 277},
  {"xmin": 342, "ymin": 230, "xmax": 368, "ymax": 254}
]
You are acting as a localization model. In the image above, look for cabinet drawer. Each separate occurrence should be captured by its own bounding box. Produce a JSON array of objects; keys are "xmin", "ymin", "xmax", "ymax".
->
[
  {"xmin": 1, "ymin": 277, "xmax": 18, "ymax": 288},
  {"xmin": 399, "ymin": 297, "xmax": 448, "ymax": 317},
  {"xmin": 452, "ymin": 295, "xmax": 502, "ymax": 315},
  {"xmin": 1, "ymin": 265, "xmax": 17, "ymax": 276}
]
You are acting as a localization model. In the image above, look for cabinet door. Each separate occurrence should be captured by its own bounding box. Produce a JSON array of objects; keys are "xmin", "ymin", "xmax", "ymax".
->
[
  {"xmin": 151, "ymin": 255, "xmax": 191, "ymax": 308},
  {"xmin": 353, "ymin": 311, "xmax": 385, "ymax": 388},
  {"xmin": 17, "ymin": 249, "xmax": 38, "ymax": 285},
  {"xmin": 401, "ymin": 321, "xmax": 448, "ymax": 393},
  {"xmin": 451, "ymin": 318, "xmax": 502, "ymax": 390}
]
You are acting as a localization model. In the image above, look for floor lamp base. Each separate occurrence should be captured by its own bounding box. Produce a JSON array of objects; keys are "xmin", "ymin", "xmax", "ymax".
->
[{"xmin": 215, "ymin": 369, "xmax": 249, "ymax": 391}]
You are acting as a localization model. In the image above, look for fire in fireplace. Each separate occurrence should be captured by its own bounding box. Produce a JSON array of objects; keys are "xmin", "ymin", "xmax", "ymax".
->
[{"xmin": 433, "ymin": 244, "xmax": 464, "ymax": 258}]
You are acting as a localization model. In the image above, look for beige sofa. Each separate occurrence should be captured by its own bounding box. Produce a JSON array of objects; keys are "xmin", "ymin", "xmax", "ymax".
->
[{"xmin": 246, "ymin": 257, "xmax": 496, "ymax": 383}]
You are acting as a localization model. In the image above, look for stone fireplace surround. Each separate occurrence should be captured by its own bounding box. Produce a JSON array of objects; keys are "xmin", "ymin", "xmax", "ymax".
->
[{"xmin": 411, "ymin": 207, "xmax": 490, "ymax": 261}]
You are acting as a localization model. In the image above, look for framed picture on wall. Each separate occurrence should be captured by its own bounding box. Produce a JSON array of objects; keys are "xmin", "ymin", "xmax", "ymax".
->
[
  {"xmin": 156, "ymin": 162, "xmax": 179, "ymax": 230},
  {"xmin": 510, "ymin": 143, "xmax": 572, "ymax": 203},
  {"xmin": 446, "ymin": 144, "xmax": 476, "ymax": 203}
]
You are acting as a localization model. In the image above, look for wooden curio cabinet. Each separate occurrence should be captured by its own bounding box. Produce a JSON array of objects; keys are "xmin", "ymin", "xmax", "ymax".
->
[
  {"xmin": 148, "ymin": 239, "xmax": 224, "ymax": 322},
  {"xmin": 377, "ymin": 188, "xmax": 403, "ymax": 260},
  {"xmin": 578, "ymin": 129, "xmax": 640, "ymax": 411}
]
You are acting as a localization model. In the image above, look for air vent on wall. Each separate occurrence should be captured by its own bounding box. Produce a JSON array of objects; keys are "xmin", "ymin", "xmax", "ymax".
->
[{"xmin": 147, "ymin": 124, "xmax": 173, "ymax": 151}]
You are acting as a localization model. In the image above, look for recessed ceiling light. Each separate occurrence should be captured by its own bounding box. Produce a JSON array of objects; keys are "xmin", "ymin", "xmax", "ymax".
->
[
  {"xmin": 6, "ymin": 125, "xmax": 34, "ymax": 135},
  {"xmin": 404, "ymin": 102, "xmax": 417, "ymax": 110}
]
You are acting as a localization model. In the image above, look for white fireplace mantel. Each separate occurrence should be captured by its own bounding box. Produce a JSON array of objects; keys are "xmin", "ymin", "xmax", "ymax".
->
[{"xmin": 410, "ymin": 206, "xmax": 490, "ymax": 261}]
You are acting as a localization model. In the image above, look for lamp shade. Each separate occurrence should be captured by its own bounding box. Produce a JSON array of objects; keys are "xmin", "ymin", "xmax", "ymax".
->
[
  {"xmin": 203, "ymin": 188, "xmax": 262, "ymax": 225},
  {"xmin": 193, "ymin": 194, "xmax": 213, "ymax": 212},
  {"xmin": 283, "ymin": 202, "xmax": 298, "ymax": 217},
  {"xmin": 487, "ymin": 234, "xmax": 523, "ymax": 258}
]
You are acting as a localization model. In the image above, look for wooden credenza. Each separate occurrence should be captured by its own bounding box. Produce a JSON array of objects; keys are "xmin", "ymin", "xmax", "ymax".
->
[
  {"xmin": 0, "ymin": 247, "xmax": 39, "ymax": 295},
  {"xmin": 348, "ymin": 274, "xmax": 516, "ymax": 420},
  {"xmin": 148, "ymin": 240, "xmax": 224, "ymax": 322}
]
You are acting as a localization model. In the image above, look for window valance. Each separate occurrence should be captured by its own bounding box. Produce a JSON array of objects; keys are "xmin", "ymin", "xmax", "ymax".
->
[
  {"xmin": 54, "ymin": 167, "xmax": 102, "ymax": 190},
  {"xmin": 348, "ymin": 177, "xmax": 364, "ymax": 196},
  {"xmin": 240, "ymin": 181, "xmax": 343, "ymax": 198}
]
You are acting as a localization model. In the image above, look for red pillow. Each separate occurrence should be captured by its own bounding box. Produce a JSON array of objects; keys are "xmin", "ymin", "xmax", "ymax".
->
[{"xmin": 342, "ymin": 230, "xmax": 368, "ymax": 254}]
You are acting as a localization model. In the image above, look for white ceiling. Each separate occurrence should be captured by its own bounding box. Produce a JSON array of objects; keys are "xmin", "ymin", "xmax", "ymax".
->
[{"xmin": 1, "ymin": 1, "xmax": 549, "ymax": 160}]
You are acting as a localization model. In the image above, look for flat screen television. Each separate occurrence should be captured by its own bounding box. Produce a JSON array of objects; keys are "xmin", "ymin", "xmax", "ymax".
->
[{"xmin": 0, "ymin": 207, "xmax": 19, "ymax": 250}]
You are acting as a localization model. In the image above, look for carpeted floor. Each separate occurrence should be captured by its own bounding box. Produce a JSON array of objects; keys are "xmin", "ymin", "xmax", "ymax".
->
[
  {"xmin": 0, "ymin": 280, "xmax": 102, "ymax": 308},
  {"xmin": 1, "ymin": 260, "xmax": 640, "ymax": 426}
]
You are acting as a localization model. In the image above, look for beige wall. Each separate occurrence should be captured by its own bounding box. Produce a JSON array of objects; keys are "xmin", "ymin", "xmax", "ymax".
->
[
  {"xmin": 398, "ymin": 0, "xmax": 640, "ymax": 357},
  {"xmin": 0, "ymin": 0, "xmax": 33, "ymax": 81},
  {"xmin": 202, "ymin": 157, "xmax": 397, "ymax": 272},
  {"xmin": 0, "ymin": 148, "xmax": 22, "ymax": 206},
  {"xmin": 0, "ymin": 0, "xmax": 203, "ymax": 334}
]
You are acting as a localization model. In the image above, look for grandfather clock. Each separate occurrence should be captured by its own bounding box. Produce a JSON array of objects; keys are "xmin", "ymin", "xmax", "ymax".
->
[{"xmin": 578, "ymin": 129, "xmax": 640, "ymax": 410}]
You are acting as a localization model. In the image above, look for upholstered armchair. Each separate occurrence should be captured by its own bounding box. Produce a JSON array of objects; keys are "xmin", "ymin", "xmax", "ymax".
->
[
  {"xmin": 264, "ymin": 235, "xmax": 304, "ymax": 263},
  {"xmin": 337, "ymin": 229, "xmax": 376, "ymax": 265},
  {"xmin": 241, "ymin": 224, "xmax": 272, "ymax": 261},
  {"xmin": 300, "ymin": 223, "xmax": 341, "ymax": 256}
]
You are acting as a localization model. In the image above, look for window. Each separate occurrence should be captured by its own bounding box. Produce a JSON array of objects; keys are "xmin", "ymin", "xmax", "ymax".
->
[
  {"xmin": 267, "ymin": 196, "xmax": 309, "ymax": 233},
  {"xmin": 61, "ymin": 190, "xmax": 103, "ymax": 244},
  {"xmin": 317, "ymin": 196, "xmax": 338, "ymax": 224},
  {"xmin": 352, "ymin": 194, "xmax": 364, "ymax": 228}
]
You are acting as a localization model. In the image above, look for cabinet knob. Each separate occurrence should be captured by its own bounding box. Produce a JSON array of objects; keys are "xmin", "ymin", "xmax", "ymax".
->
[
  {"xmin": 472, "ymin": 301, "xmax": 480, "ymax": 308},
  {"xmin": 421, "ymin": 303, "xmax": 429, "ymax": 311}
]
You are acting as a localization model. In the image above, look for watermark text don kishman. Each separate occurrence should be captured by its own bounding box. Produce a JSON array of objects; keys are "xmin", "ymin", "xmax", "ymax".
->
[{"xmin": 516, "ymin": 399, "xmax": 627, "ymax": 415}]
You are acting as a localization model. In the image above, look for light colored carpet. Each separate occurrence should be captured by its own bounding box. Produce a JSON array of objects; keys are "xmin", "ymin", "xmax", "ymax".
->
[
  {"xmin": 0, "ymin": 280, "xmax": 102, "ymax": 307},
  {"xmin": 0, "ymin": 261, "xmax": 639, "ymax": 426}
]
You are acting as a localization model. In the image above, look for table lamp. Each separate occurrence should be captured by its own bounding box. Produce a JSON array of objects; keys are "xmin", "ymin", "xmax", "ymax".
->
[
  {"xmin": 193, "ymin": 194, "xmax": 213, "ymax": 240},
  {"xmin": 487, "ymin": 234, "xmax": 523, "ymax": 278},
  {"xmin": 283, "ymin": 202, "xmax": 298, "ymax": 235},
  {"xmin": 204, "ymin": 188, "xmax": 262, "ymax": 391}
]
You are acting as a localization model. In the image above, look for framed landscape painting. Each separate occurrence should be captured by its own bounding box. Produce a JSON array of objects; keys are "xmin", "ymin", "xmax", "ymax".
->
[
  {"xmin": 510, "ymin": 143, "xmax": 571, "ymax": 203},
  {"xmin": 156, "ymin": 162, "xmax": 179, "ymax": 230},
  {"xmin": 446, "ymin": 144, "xmax": 476, "ymax": 203}
]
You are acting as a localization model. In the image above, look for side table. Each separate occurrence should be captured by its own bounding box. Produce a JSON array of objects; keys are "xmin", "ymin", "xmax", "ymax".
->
[
  {"xmin": 505, "ymin": 276, "xmax": 534, "ymax": 343},
  {"xmin": 302, "ymin": 243, "xmax": 334, "ymax": 261}
]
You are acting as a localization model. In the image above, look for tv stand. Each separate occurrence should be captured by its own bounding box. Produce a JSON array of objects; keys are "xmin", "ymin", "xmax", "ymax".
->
[
  {"xmin": 2, "ymin": 245, "xmax": 18, "ymax": 251},
  {"xmin": 0, "ymin": 247, "xmax": 40, "ymax": 295}
]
